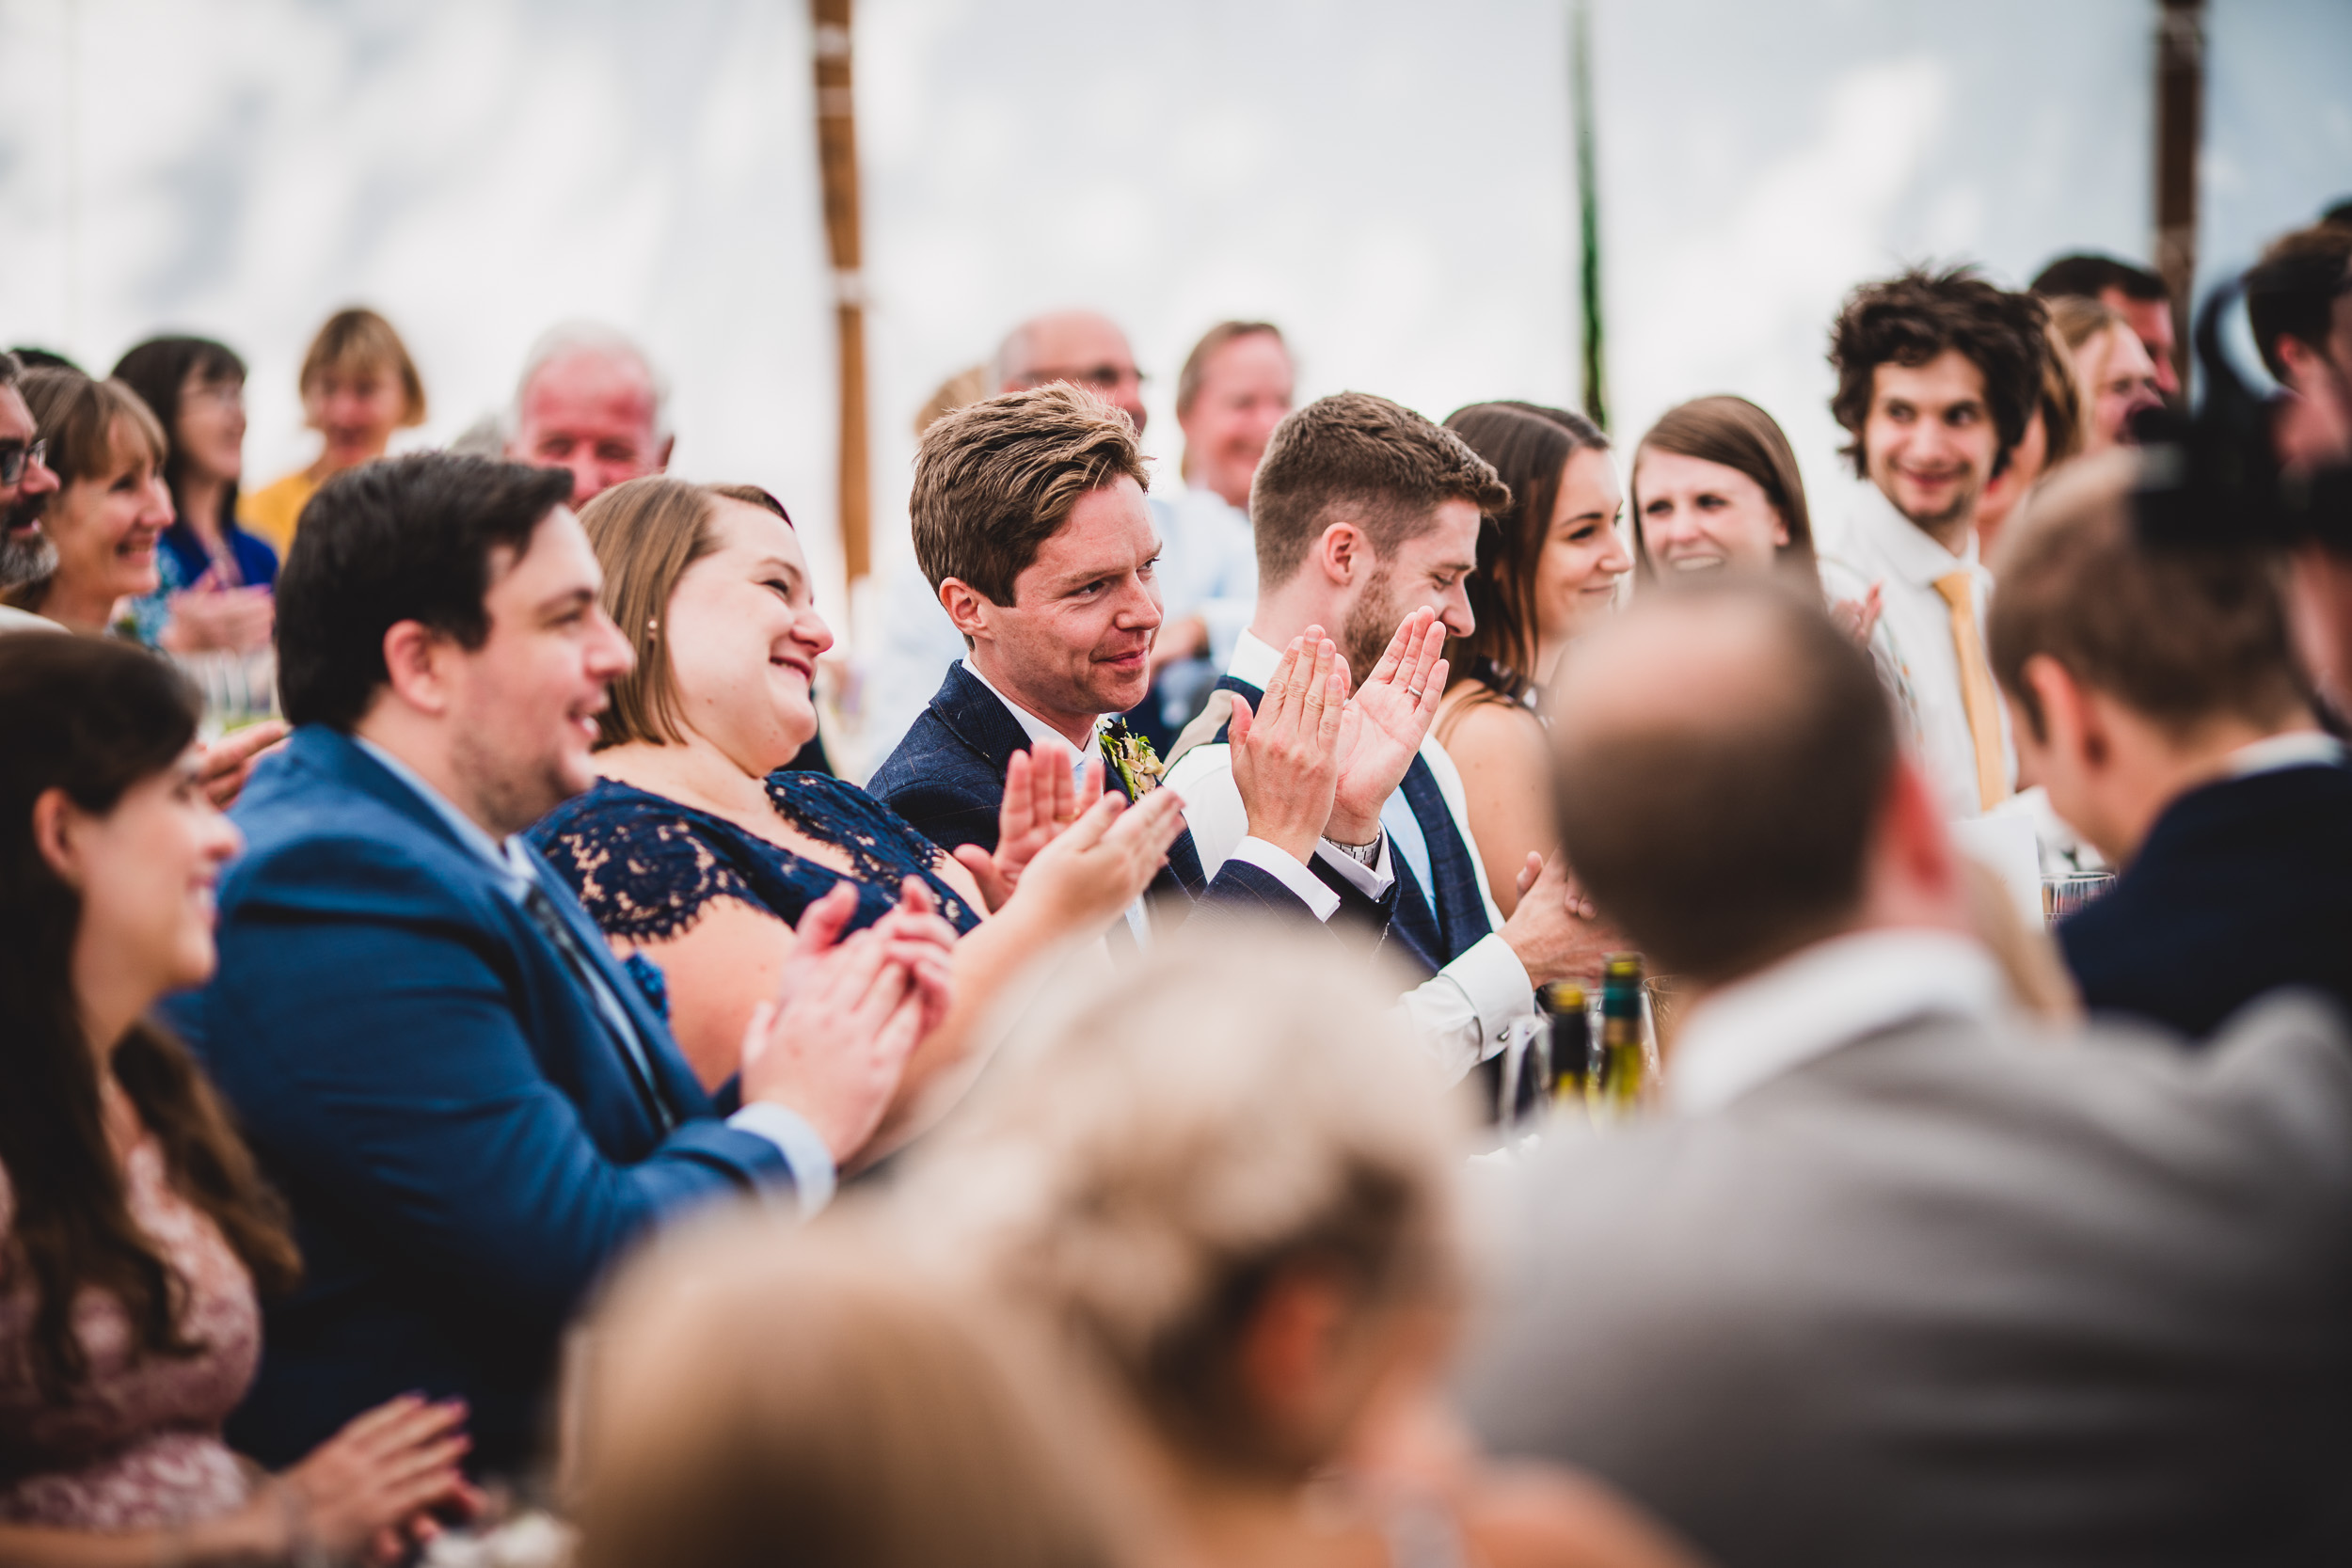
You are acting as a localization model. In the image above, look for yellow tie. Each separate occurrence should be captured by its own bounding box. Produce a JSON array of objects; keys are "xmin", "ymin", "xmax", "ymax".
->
[{"xmin": 1933, "ymin": 570, "xmax": 2009, "ymax": 812}]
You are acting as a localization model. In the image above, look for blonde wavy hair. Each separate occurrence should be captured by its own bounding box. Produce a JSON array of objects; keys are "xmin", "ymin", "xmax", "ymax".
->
[{"xmin": 896, "ymin": 924, "xmax": 1463, "ymax": 1475}]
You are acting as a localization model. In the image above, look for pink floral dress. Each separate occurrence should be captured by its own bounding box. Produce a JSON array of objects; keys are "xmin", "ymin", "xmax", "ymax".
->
[{"xmin": 0, "ymin": 1138, "xmax": 262, "ymax": 1530}]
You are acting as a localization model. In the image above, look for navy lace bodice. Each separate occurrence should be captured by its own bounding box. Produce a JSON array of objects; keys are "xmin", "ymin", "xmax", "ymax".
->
[{"xmin": 530, "ymin": 771, "xmax": 981, "ymax": 947}]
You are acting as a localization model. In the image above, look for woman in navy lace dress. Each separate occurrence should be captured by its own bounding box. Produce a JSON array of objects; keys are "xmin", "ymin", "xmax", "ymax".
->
[{"xmin": 531, "ymin": 479, "xmax": 1182, "ymax": 1148}]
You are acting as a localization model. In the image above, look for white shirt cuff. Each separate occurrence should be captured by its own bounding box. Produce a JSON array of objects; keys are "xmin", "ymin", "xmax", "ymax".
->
[
  {"xmin": 1228, "ymin": 835, "xmax": 1343, "ymax": 921},
  {"xmin": 1314, "ymin": 832, "xmax": 1396, "ymax": 898},
  {"xmin": 1445, "ymin": 932, "xmax": 1537, "ymax": 1061},
  {"xmin": 726, "ymin": 1102, "xmax": 839, "ymax": 1217}
]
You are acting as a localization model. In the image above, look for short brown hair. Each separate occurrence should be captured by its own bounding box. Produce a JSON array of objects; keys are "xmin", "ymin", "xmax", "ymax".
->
[
  {"xmin": 2033, "ymin": 318, "xmax": 2085, "ymax": 468},
  {"xmin": 299, "ymin": 307, "xmax": 427, "ymax": 426},
  {"xmin": 580, "ymin": 476, "xmax": 793, "ymax": 748},
  {"xmin": 1828, "ymin": 265, "xmax": 2047, "ymax": 480},
  {"xmin": 910, "ymin": 384, "xmax": 1150, "ymax": 607},
  {"xmin": 1552, "ymin": 580, "xmax": 1898, "ymax": 985},
  {"xmin": 1988, "ymin": 451, "xmax": 2305, "ymax": 743},
  {"xmin": 1250, "ymin": 392, "xmax": 1509, "ymax": 587},
  {"xmin": 2244, "ymin": 223, "xmax": 2352, "ymax": 383},
  {"xmin": 1629, "ymin": 394, "xmax": 1818, "ymax": 581},
  {"xmin": 1442, "ymin": 401, "xmax": 1608, "ymax": 694}
]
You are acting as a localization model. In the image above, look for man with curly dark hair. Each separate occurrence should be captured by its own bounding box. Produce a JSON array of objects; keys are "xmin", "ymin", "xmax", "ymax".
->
[{"xmin": 1820, "ymin": 265, "xmax": 2048, "ymax": 820}]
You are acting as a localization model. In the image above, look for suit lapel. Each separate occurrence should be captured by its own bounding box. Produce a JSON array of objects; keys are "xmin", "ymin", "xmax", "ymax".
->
[{"xmin": 931, "ymin": 663, "xmax": 1036, "ymax": 781}]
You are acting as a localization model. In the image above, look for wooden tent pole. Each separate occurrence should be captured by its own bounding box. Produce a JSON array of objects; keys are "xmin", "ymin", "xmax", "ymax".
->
[{"xmin": 812, "ymin": 0, "xmax": 870, "ymax": 584}]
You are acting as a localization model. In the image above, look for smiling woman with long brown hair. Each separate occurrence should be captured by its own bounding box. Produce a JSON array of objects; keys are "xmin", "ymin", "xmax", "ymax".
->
[{"xmin": 0, "ymin": 631, "xmax": 478, "ymax": 1565}]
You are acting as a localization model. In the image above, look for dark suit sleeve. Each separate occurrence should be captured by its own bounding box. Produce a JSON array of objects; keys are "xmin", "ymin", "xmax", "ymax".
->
[{"xmin": 201, "ymin": 838, "xmax": 791, "ymax": 1325}]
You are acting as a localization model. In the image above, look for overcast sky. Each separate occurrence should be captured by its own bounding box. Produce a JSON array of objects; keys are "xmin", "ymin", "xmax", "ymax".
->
[{"xmin": 4, "ymin": 0, "xmax": 2346, "ymax": 651}]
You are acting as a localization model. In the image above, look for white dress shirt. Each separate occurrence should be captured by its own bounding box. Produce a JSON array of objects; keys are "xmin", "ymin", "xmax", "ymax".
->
[
  {"xmin": 1820, "ymin": 481, "xmax": 2014, "ymax": 821},
  {"xmin": 957, "ymin": 657, "xmax": 1343, "ymax": 934},
  {"xmin": 1668, "ymin": 927, "xmax": 2009, "ymax": 1116},
  {"xmin": 352, "ymin": 737, "xmax": 838, "ymax": 1213},
  {"xmin": 0, "ymin": 604, "xmax": 61, "ymax": 631},
  {"xmin": 1161, "ymin": 630, "xmax": 1537, "ymax": 1082},
  {"xmin": 2227, "ymin": 730, "xmax": 2346, "ymax": 777}
]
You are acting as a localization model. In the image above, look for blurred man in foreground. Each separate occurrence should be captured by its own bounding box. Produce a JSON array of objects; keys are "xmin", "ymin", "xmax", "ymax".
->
[
  {"xmin": 1461, "ymin": 579, "xmax": 2352, "ymax": 1568},
  {"xmin": 1988, "ymin": 452, "xmax": 2350, "ymax": 1037},
  {"xmin": 505, "ymin": 322, "xmax": 673, "ymax": 506}
]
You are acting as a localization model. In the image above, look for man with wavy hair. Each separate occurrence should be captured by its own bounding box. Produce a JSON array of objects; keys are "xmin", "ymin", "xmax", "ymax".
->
[{"xmin": 1820, "ymin": 266, "xmax": 2047, "ymax": 821}]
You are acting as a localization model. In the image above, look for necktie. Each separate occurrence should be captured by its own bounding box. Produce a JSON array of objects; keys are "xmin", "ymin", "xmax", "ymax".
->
[
  {"xmin": 519, "ymin": 879, "xmax": 677, "ymax": 1132},
  {"xmin": 1932, "ymin": 570, "xmax": 2010, "ymax": 812}
]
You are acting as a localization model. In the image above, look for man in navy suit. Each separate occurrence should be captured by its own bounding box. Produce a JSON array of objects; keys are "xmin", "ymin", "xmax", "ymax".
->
[
  {"xmin": 1159, "ymin": 393, "xmax": 1616, "ymax": 1081},
  {"xmin": 1989, "ymin": 451, "xmax": 2352, "ymax": 1037},
  {"xmin": 868, "ymin": 383, "xmax": 1431, "ymax": 942},
  {"xmin": 178, "ymin": 454, "xmax": 953, "ymax": 1476}
]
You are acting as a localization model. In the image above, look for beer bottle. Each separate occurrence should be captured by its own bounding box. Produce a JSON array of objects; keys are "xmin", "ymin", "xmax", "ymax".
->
[
  {"xmin": 1593, "ymin": 954, "xmax": 1646, "ymax": 1115},
  {"xmin": 1542, "ymin": 983, "xmax": 1590, "ymax": 1102}
]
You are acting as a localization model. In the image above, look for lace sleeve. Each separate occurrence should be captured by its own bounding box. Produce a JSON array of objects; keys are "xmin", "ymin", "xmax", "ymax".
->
[
  {"xmin": 766, "ymin": 772, "xmax": 980, "ymax": 932},
  {"xmin": 533, "ymin": 798, "xmax": 762, "ymax": 945}
]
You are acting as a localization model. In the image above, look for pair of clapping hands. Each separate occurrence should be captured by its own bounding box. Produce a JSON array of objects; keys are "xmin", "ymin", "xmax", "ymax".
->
[
  {"xmin": 735, "ymin": 733, "xmax": 1188, "ymax": 1167},
  {"xmin": 1230, "ymin": 608, "xmax": 1451, "ymax": 865}
]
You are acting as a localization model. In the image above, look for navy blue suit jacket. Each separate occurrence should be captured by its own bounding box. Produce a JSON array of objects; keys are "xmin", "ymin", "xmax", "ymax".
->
[
  {"xmin": 866, "ymin": 662, "xmax": 1368, "ymax": 925},
  {"xmin": 173, "ymin": 728, "xmax": 795, "ymax": 1474},
  {"xmin": 2059, "ymin": 762, "xmax": 2352, "ymax": 1039}
]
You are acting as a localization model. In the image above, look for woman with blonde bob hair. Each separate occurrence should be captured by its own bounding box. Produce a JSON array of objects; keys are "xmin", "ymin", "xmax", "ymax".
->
[
  {"xmin": 572, "ymin": 1212, "xmax": 1119, "ymax": 1568},
  {"xmin": 529, "ymin": 475, "xmax": 1185, "ymax": 1160},
  {"xmin": 896, "ymin": 927, "xmax": 1701, "ymax": 1568}
]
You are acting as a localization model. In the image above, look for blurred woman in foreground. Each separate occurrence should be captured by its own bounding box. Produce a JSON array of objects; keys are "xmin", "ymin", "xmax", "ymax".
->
[
  {"xmin": 574, "ymin": 1213, "xmax": 1117, "ymax": 1568},
  {"xmin": 899, "ymin": 927, "xmax": 1703, "ymax": 1568},
  {"xmin": 0, "ymin": 632, "xmax": 476, "ymax": 1564},
  {"xmin": 1435, "ymin": 402, "xmax": 1629, "ymax": 911}
]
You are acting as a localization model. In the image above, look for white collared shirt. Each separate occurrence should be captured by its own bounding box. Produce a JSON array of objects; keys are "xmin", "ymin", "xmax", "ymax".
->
[
  {"xmin": 958, "ymin": 657, "xmax": 1343, "ymax": 932},
  {"xmin": 2226, "ymin": 730, "xmax": 2347, "ymax": 778},
  {"xmin": 350, "ymin": 736, "xmax": 837, "ymax": 1213},
  {"xmin": 1668, "ymin": 927, "xmax": 2008, "ymax": 1116},
  {"xmin": 1161, "ymin": 630, "xmax": 1537, "ymax": 1082},
  {"xmin": 1821, "ymin": 481, "xmax": 2014, "ymax": 821}
]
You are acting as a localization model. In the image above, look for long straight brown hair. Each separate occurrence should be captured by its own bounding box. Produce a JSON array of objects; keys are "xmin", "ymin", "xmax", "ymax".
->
[
  {"xmin": 0, "ymin": 632, "xmax": 299, "ymax": 1397},
  {"xmin": 1629, "ymin": 395, "xmax": 1819, "ymax": 582},
  {"xmin": 1440, "ymin": 401, "xmax": 1609, "ymax": 702}
]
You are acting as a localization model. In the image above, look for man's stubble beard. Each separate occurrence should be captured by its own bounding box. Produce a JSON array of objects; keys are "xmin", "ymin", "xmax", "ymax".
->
[
  {"xmin": 1338, "ymin": 563, "xmax": 1403, "ymax": 693},
  {"xmin": 0, "ymin": 498, "xmax": 57, "ymax": 593},
  {"xmin": 450, "ymin": 721, "xmax": 584, "ymax": 840}
]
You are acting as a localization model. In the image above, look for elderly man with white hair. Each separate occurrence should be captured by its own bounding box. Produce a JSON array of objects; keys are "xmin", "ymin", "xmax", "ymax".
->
[{"xmin": 504, "ymin": 322, "xmax": 674, "ymax": 506}]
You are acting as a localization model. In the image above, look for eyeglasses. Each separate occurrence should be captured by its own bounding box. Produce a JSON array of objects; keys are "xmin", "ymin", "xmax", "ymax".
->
[
  {"xmin": 0, "ymin": 439, "xmax": 48, "ymax": 485},
  {"xmin": 1017, "ymin": 364, "xmax": 1147, "ymax": 394}
]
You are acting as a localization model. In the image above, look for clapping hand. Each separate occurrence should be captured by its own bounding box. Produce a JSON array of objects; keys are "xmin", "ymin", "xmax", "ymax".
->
[
  {"xmin": 953, "ymin": 738, "xmax": 1103, "ymax": 912},
  {"xmin": 1007, "ymin": 781, "xmax": 1188, "ymax": 935},
  {"xmin": 1229, "ymin": 628, "xmax": 1347, "ymax": 865},
  {"xmin": 1327, "ymin": 608, "xmax": 1447, "ymax": 846},
  {"xmin": 1829, "ymin": 582, "xmax": 1883, "ymax": 646},
  {"xmin": 160, "ymin": 567, "xmax": 275, "ymax": 655},
  {"xmin": 740, "ymin": 882, "xmax": 942, "ymax": 1163}
]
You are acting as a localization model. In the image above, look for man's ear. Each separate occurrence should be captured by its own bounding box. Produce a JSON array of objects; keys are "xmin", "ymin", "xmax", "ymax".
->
[
  {"xmin": 1234, "ymin": 1266, "xmax": 1351, "ymax": 1438},
  {"xmin": 1315, "ymin": 520, "xmax": 1367, "ymax": 587},
  {"xmin": 938, "ymin": 578, "xmax": 993, "ymax": 642},
  {"xmin": 379, "ymin": 619, "xmax": 454, "ymax": 718},
  {"xmin": 2022, "ymin": 654, "xmax": 2106, "ymax": 772},
  {"xmin": 654, "ymin": 435, "xmax": 676, "ymax": 472}
]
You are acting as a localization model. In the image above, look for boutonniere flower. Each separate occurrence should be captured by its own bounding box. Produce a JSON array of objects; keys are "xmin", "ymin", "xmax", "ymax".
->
[{"xmin": 1100, "ymin": 719, "xmax": 1165, "ymax": 799}]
